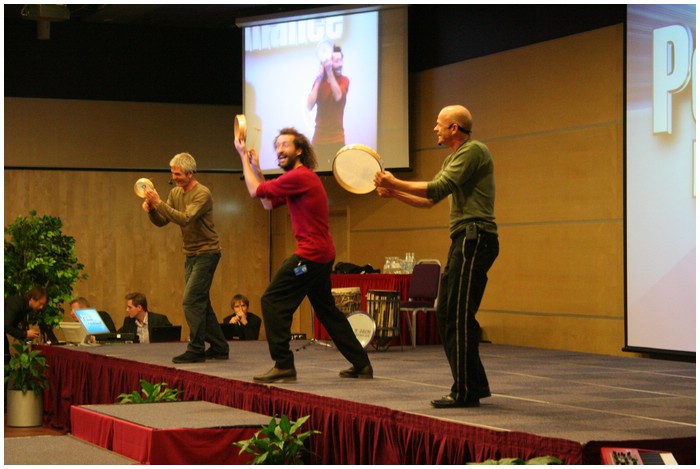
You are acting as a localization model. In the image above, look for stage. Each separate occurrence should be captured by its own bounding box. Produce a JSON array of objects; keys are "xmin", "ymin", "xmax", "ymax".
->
[{"xmin": 38, "ymin": 340, "xmax": 695, "ymax": 464}]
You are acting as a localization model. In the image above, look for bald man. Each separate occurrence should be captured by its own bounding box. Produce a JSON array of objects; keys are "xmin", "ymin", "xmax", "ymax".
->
[{"xmin": 374, "ymin": 105, "xmax": 499, "ymax": 408}]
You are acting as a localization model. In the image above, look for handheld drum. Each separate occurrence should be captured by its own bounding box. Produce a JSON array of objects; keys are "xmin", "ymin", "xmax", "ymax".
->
[
  {"xmin": 233, "ymin": 114, "xmax": 247, "ymax": 143},
  {"xmin": 316, "ymin": 40, "xmax": 333, "ymax": 63},
  {"xmin": 332, "ymin": 144, "xmax": 384, "ymax": 194},
  {"xmin": 133, "ymin": 178, "xmax": 154, "ymax": 198}
]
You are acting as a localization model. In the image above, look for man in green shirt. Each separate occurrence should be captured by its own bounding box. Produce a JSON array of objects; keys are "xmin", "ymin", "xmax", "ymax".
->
[
  {"xmin": 143, "ymin": 152, "xmax": 229, "ymax": 363},
  {"xmin": 374, "ymin": 105, "xmax": 499, "ymax": 408}
]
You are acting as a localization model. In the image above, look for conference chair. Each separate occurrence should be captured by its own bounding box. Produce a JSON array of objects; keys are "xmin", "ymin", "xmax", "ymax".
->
[{"xmin": 400, "ymin": 260, "xmax": 441, "ymax": 349}]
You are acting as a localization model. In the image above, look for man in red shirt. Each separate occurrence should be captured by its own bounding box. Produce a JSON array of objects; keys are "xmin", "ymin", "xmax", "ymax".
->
[
  {"xmin": 307, "ymin": 45, "xmax": 350, "ymax": 164},
  {"xmin": 234, "ymin": 127, "xmax": 372, "ymax": 383}
]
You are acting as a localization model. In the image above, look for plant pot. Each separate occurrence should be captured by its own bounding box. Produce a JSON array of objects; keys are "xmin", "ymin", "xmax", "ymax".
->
[{"xmin": 7, "ymin": 389, "xmax": 44, "ymax": 427}]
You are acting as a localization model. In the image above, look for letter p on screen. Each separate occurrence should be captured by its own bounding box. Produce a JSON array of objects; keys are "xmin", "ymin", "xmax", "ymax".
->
[{"xmin": 653, "ymin": 25, "xmax": 693, "ymax": 134}]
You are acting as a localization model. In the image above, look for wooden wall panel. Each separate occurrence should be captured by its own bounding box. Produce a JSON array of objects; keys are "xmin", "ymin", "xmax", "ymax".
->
[
  {"xmin": 411, "ymin": 26, "xmax": 623, "ymax": 145},
  {"xmin": 478, "ymin": 313, "xmax": 626, "ymax": 356},
  {"xmin": 4, "ymin": 98, "xmax": 242, "ymax": 172},
  {"xmin": 491, "ymin": 124, "xmax": 623, "ymax": 224},
  {"xmin": 482, "ymin": 223, "xmax": 623, "ymax": 316}
]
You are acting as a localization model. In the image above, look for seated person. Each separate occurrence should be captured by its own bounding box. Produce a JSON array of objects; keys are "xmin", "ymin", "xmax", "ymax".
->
[
  {"xmin": 118, "ymin": 292, "xmax": 172, "ymax": 344},
  {"xmin": 222, "ymin": 294, "xmax": 261, "ymax": 340},
  {"xmin": 68, "ymin": 297, "xmax": 117, "ymax": 333}
]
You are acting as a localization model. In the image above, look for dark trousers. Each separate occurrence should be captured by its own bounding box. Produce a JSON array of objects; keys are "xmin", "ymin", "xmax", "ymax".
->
[
  {"xmin": 437, "ymin": 229, "xmax": 499, "ymax": 402},
  {"xmin": 261, "ymin": 254, "xmax": 371, "ymax": 370},
  {"xmin": 183, "ymin": 251, "xmax": 229, "ymax": 355}
]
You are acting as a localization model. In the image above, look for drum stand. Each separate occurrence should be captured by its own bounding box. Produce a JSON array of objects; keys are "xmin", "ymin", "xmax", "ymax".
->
[{"xmin": 295, "ymin": 308, "xmax": 334, "ymax": 351}]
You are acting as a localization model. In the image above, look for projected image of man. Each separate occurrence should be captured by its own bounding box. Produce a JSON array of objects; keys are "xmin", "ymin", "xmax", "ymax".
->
[{"xmin": 307, "ymin": 44, "xmax": 349, "ymax": 163}]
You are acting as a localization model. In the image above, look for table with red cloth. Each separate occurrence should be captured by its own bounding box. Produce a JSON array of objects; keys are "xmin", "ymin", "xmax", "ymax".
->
[{"xmin": 313, "ymin": 273, "xmax": 441, "ymax": 346}]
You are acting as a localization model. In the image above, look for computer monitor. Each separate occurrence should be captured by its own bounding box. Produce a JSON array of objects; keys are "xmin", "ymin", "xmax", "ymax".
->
[
  {"xmin": 58, "ymin": 321, "xmax": 87, "ymax": 344},
  {"xmin": 74, "ymin": 308, "xmax": 111, "ymax": 335}
]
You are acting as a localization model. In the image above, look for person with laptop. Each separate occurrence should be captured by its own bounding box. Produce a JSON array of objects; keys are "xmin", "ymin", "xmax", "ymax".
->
[
  {"xmin": 117, "ymin": 292, "xmax": 172, "ymax": 344},
  {"xmin": 68, "ymin": 297, "xmax": 117, "ymax": 333},
  {"xmin": 222, "ymin": 294, "xmax": 261, "ymax": 340}
]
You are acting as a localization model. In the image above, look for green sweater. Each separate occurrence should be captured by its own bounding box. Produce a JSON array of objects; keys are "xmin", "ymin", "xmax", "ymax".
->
[
  {"xmin": 426, "ymin": 139, "xmax": 497, "ymax": 237},
  {"xmin": 149, "ymin": 182, "xmax": 220, "ymax": 255}
]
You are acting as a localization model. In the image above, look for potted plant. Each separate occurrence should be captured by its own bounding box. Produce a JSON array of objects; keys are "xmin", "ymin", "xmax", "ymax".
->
[
  {"xmin": 4, "ymin": 343, "xmax": 50, "ymax": 427},
  {"xmin": 4, "ymin": 210, "xmax": 88, "ymax": 340},
  {"xmin": 234, "ymin": 414, "xmax": 321, "ymax": 464},
  {"xmin": 116, "ymin": 379, "xmax": 182, "ymax": 403}
]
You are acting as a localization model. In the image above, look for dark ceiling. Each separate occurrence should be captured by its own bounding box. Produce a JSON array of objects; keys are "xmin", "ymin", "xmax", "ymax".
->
[{"xmin": 4, "ymin": 4, "xmax": 626, "ymax": 106}]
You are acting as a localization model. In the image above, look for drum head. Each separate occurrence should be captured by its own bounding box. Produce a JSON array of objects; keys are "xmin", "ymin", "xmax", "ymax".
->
[
  {"xmin": 346, "ymin": 312, "xmax": 376, "ymax": 349},
  {"xmin": 234, "ymin": 114, "xmax": 247, "ymax": 142},
  {"xmin": 134, "ymin": 178, "xmax": 154, "ymax": 198},
  {"xmin": 332, "ymin": 144, "xmax": 383, "ymax": 194},
  {"xmin": 316, "ymin": 40, "xmax": 333, "ymax": 62}
]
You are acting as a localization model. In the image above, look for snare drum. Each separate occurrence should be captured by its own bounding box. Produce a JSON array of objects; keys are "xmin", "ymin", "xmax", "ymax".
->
[
  {"xmin": 346, "ymin": 311, "xmax": 376, "ymax": 349},
  {"xmin": 331, "ymin": 287, "xmax": 361, "ymax": 314}
]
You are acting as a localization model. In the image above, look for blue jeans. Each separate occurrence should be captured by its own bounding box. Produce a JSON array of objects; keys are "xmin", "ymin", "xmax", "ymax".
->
[{"xmin": 183, "ymin": 252, "xmax": 228, "ymax": 355}]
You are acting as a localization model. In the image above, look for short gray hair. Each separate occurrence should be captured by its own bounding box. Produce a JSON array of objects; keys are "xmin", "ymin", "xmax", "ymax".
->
[{"xmin": 169, "ymin": 152, "xmax": 197, "ymax": 174}]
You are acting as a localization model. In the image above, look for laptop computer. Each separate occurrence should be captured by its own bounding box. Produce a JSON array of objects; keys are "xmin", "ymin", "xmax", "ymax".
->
[
  {"xmin": 75, "ymin": 308, "xmax": 137, "ymax": 343},
  {"xmin": 220, "ymin": 323, "xmax": 242, "ymax": 340},
  {"xmin": 150, "ymin": 325, "xmax": 182, "ymax": 343}
]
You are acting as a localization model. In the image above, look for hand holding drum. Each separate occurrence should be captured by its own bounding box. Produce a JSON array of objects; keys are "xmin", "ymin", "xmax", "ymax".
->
[
  {"xmin": 332, "ymin": 144, "xmax": 384, "ymax": 194},
  {"xmin": 234, "ymin": 114, "xmax": 247, "ymax": 145},
  {"xmin": 134, "ymin": 178, "xmax": 154, "ymax": 198}
]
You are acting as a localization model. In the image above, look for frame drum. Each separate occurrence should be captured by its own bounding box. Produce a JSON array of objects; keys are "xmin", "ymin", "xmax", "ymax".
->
[
  {"xmin": 346, "ymin": 312, "xmax": 376, "ymax": 349},
  {"xmin": 134, "ymin": 178, "xmax": 154, "ymax": 198},
  {"xmin": 234, "ymin": 114, "xmax": 247, "ymax": 142},
  {"xmin": 332, "ymin": 144, "xmax": 383, "ymax": 194}
]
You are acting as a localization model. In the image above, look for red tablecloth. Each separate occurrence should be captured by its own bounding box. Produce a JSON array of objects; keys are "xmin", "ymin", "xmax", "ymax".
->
[{"xmin": 71, "ymin": 405, "xmax": 258, "ymax": 464}]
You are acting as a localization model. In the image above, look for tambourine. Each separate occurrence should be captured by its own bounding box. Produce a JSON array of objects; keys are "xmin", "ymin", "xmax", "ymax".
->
[
  {"xmin": 234, "ymin": 114, "xmax": 247, "ymax": 142},
  {"xmin": 316, "ymin": 40, "xmax": 333, "ymax": 63},
  {"xmin": 134, "ymin": 178, "xmax": 154, "ymax": 198},
  {"xmin": 332, "ymin": 144, "xmax": 384, "ymax": 194}
]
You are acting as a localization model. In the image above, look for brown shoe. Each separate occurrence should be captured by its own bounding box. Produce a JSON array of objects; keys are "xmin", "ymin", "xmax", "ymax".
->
[
  {"xmin": 430, "ymin": 395, "xmax": 479, "ymax": 408},
  {"xmin": 339, "ymin": 364, "xmax": 373, "ymax": 379},
  {"xmin": 253, "ymin": 367, "xmax": 297, "ymax": 383}
]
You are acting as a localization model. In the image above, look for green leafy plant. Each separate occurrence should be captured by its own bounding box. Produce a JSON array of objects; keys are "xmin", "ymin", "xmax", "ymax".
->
[
  {"xmin": 4, "ymin": 343, "xmax": 50, "ymax": 395},
  {"xmin": 234, "ymin": 414, "xmax": 321, "ymax": 465},
  {"xmin": 469, "ymin": 456, "xmax": 563, "ymax": 465},
  {"xmin": 4, "ymin": 210, "xmax": 88, "ymax": 336},
  {"xmin": 117, "ymin": 379, "xmax": 182, "ymax": 404}
]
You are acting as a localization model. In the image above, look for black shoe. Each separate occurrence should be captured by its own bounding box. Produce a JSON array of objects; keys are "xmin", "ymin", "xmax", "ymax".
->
[
  {"xmin": 205, "ymin": 348, "xmax": 229, "ymax": 360},
  {"xmin": 253, "ymin": 367, "xmax": 297, "ymax": 383},
  {"xmin": 430, "ymin": 395, "xmax": 480, "ymax": 408},
  {"xmin": 479, "ymin": 387, "xmax": 492, "ymax": 399},
  {"xmin": 339, "ymin": 364, "xmax": 373, "ymax": 379},
  {"xmin": 172, "ymin": 351, "xmax": 205, "ymax": 364}
]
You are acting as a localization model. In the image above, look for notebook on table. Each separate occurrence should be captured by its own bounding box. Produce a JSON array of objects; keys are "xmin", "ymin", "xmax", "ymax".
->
[
  {"xmin": 220, "ymin": 324, "xmax": 242, "ymax": 340},
  {"xmin": 150, "ymin": 325, "xmax": 182, "ymax": 343},
  {"xmin": 75, "ymin": 308, "xmax": 137, "ymax": 343}
]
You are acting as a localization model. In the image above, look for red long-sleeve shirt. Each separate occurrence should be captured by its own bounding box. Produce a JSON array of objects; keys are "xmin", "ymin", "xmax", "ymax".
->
[{"xmin": 256, "ymin": 166, "xmax": 336, "ymax": 263}]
